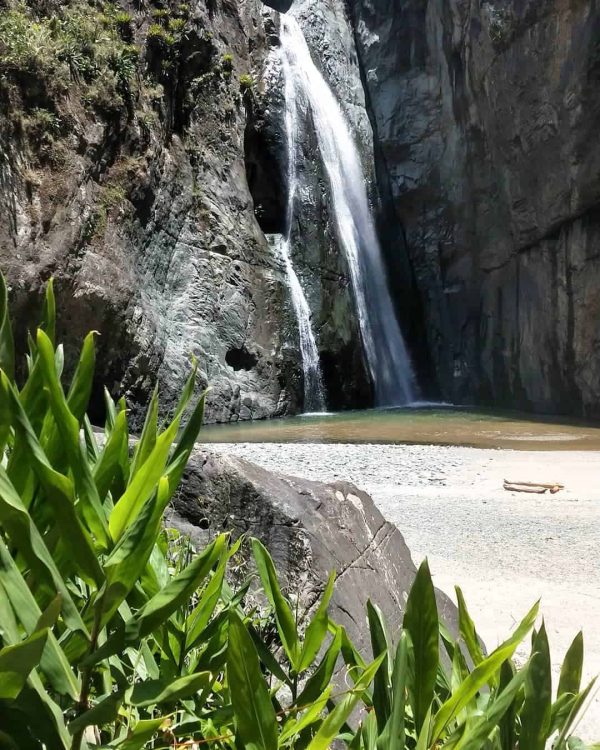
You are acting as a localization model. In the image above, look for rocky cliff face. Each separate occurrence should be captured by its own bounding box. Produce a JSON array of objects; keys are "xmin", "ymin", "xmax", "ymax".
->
[
  {"xmin": 0, "ymin": 0, "xmax": 301, "ymax": 424},
  {"xmin": 2, "ymin": 0, "xmax": 599, "ymax": 420},
  {"xmin": 349, "ymin": 0, "xmax": 600, "ymax": 416},
  {"xmin": 0, "ymin": 0, "xmax": 374, "ymax": 423}
]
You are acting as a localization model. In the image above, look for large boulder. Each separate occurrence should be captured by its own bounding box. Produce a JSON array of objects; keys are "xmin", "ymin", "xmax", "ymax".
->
[{"xmin": 167, "ymin": 447, "xmax": 456, "ymax": 653}]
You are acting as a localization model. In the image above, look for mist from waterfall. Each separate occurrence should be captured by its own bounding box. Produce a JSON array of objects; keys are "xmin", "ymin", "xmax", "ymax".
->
[
  {"xmin": 280, "ymin": 14, "xmax": 417, "ymax": 406},
  {"xmin": 278, "ymin": 36, "xmax": 327, "ymax": 413}
]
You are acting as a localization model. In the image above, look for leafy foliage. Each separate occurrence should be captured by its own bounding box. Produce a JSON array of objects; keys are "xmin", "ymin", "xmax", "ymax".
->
[{"xmin": 0, "ymin": 274, "xmax": 596, "ymax": 749}]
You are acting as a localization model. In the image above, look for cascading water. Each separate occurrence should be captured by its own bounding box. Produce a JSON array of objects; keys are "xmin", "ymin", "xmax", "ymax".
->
[
  {"xmin": 277, "ymin": 38, "xmax": 326, "ymax": 413},
  {"xmin": 280, "ymin": 15, "xmax": 417, "ymax": 406}
]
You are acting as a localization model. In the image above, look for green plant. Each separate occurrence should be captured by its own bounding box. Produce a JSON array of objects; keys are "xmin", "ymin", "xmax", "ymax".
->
[
  {"xmin": 0, "ymin": 273, "xmax": 596, "ymax": 750},
  {"xmin": 150, "ymin": 8, "xmax": 170, "ymax": 20},
  {"xmin": 239, "ymin": 72, "xmax": 254, "ymax": 92},
  {"xmin": 146, "ymin": 22, "xmax": 175, "ymax": 48},
  {"xmin": 351, "ymin": 561, "xmax": 597, "ymax": 750}
]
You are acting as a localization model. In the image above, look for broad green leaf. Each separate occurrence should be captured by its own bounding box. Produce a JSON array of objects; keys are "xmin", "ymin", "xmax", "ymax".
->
[
  {"xmin": 0, "ymin": 629, "xmax": 48, "ymax": 700},
  {"xmin": 109, "ymin": 414, "xmax": 180, "ymax": 540},
  {"xmin": 558, "ymin": 632, "xmax": 584, "ymax": 698},
  {"xmin": 166, "ymin": 387, "xmax": 208, "ymax": 490},
  {"xmin": 403, "ymin": 559, "xmax": 439, "ymax": 734},
  {"xmin": 15, "ymin": 679, "xmax": 71, "ymax": 749},
  {"xmin": 0, "ymin": 465, "xmax": 89, "ymax": 638},
  {"xmin": 415, "ymin": 705, "xmax": 433, "ymax": 750},
  {"xmin": 228, "ymin": 610, "xmax": 278, "ymax": 750},
  {"xmin": 430, "ymin": 600, "xmax": 539, "ymax": 744},
  {"xmin": 36, "ymin": 330, "xmax": 109, "ymax": 547},
  {"xmin": 67, "ymin": 692, "xmax": 123, "ymax": 736},
  {"xmin": 70, "ymin": 671, "xmax": 210, "ymax": 736},
  {"xmin": 98, "ymin": 476, "xmax": 171, "ymax": 626},
  {"xmin": 367, "ymin": 599, "xmax": 391, "ymax": 731},
  {"xmin": 83, "ymin": 415, "xmax": 100, "ymax": 461},
  {"xmin": 3, "ymin": 375, "xmax": 103, "ymax": 586},
  {"xmin": 65, "ymin": 331, "xmax": 96, "ymax": 423},
  {"xmin": 40, "ymin": 278, "xmax": 55, "ymax": 344},
  {"xmin": 362, "ymin": 708, "xmax": 379, "ymax": 750},
  {"xmin": 87, "ymin": 534, "xmax": 227, "ymax": 663},
  {"xmin": 171, "ymin": 356, "xmax": 198, "ymax": 422},
  {"xmin": 551, "ymin": 693, "xmax": 578, "ymax": 735},
  {"xmin": 185, "ymin": 540, "xmax": 236, "ymax": 651},
  {"xmin": 377, "ymin": 630, "xmax": 408, "ymax": 750},
  {"xmin": 0, "ymin": 540, "xmax": 80, "ymax": 698},
  {"xmin": 498, "ymin": 659, "xmax": 517, "ymax": 750},
  {"xmin": 520, "ymin": 622, "xmax": 552, "ymax": 750},
  {"xmin": 0, "ymin": 271, "xmax": 15, "ymax": 381},
  {"xmin": 554, "ymin": 677, "xmax": 597, "ymax": 750},
  {"xmin": 305, "ymin": 653, "xmax": 386, "ymax": 750},
  {"xmin": 299, "ymin": 571, "xmax": 336, "ymax": 672},
  {"xmin": 456, "ymin": 586, "xmax": 485, "ymax": 669},
  {"xmin": 453, "ymin": 665, "xmax": 528, "ymax": 750},
  {"xmin": 104, "ymin": 387, "xmax": 118, "ymax": 432},
  {"xmin": 280, "ymin": 686, "xmax": 332, "ymax": 743},
  {"xmin": 251, "ymin": 537, "xmax": 300, "ymax": 668},
  {"xmin": 298, "ymin": 627, "xmax": 342, "ymax": 704},
  {"xmin": 129, "ymin": 386, "xmax": 158, "ymax": 482},
  {"xmin": 127, "ymin": 671, "xmax": 211, "ymax": 706},
  {"xmin": 113, "ymin": 718, "xmax": 172, "ymax": 750},
  {"xmin": 93, "ymin": 409, "xmax": 128, "ymax": 500}
]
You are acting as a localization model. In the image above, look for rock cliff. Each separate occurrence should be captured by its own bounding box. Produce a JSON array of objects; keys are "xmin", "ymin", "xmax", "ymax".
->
[
  {"xmin": 0, "ymin": 0, "xmax": 372, "ymax": 423},
  {"xmin": 1, "ymin": 0, "xmax": 599, "ymax": 419},
  {"xmin": 349, "ymin": 0, "xmax": 600, "ymax": 416}
]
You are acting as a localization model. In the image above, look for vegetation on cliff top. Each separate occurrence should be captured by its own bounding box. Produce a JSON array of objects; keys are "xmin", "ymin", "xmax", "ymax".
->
[{"xmin": 0, "ymin": 273, "xmax": 596, "ymax": 748}]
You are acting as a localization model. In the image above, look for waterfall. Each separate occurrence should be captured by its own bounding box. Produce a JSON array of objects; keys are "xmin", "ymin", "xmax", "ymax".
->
[
  {"xmin": 280, "ymin": 15, "xmax": 417, "ymax": 406},
  {"xmin": 278, "ymin": 38, "xmax": 327, "ymax": 413}
]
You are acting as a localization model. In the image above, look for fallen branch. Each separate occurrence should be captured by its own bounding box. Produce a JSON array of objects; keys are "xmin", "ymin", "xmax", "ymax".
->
[{"xmin": 503, "ymin": 480, "xmax": 564, "ymax": 494}]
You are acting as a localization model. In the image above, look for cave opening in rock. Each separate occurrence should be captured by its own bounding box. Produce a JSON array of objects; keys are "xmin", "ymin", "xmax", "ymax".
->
[
  {"xmin": 244, "ymin": 114, "xmax": 287, "ymax": 234},
  {"xmin": 260, "ymin": 0, "xmax": 294, "ymax": 11},
  {"xmin": 226, "ymin": 346, "xmax": 259, "ymax": 371}
]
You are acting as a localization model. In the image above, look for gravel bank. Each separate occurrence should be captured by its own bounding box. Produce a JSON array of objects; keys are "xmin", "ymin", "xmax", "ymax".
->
[{"xmin": 212, "ymin": 442, "xmax": 600, "ymax": 738}]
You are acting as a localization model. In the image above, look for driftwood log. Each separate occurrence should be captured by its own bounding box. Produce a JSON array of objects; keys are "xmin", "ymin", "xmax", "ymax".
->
[{"xmin": 503, "ymin": 480, "xmax": 564, "ymax": 494}]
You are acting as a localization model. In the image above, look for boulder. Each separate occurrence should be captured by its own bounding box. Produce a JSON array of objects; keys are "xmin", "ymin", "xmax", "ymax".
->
[{"xmin": 167, "ymin": 447, "xmax": 457, "ymax": 654}]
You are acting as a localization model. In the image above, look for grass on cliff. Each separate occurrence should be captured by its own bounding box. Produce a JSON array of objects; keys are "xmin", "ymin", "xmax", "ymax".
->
[{"xmin": 0, "ymin": 272, "xmax": 596, "ymax": 749}]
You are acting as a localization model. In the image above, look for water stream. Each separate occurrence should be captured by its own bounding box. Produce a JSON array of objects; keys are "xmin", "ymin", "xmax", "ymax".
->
[
  {"xmin": 277, "ymin": 31, "xmax": 327, "ymax": 413},
  {"xmin": 280, "ymin": 15, "xmax": 417, "ymax": 406}
]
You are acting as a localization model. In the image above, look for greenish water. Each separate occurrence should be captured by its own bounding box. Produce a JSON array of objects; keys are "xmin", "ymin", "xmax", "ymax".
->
[{"xmin": 201, "ymin": 405, "xmax": 600, "ymax": 450}]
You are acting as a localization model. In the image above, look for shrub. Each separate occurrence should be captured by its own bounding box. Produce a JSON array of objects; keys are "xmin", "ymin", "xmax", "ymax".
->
[
  {"xmin": 239, "ymin": 72, "xmax": 254, "ymax": 91},
  {"xmin": 168, "ymin": 17, "xmax": 186, "ymax": 34},
  {"xmin": 150, "ymin": 8, "xmax": 170, "ymax": 20},
  {"xmin": 0, "ymin": 274, "xmax": 595, "ymax": 749},
  {"xmin": 146, "ymin": 22, "xmax": 175, "ymax": 48},
  {"xmin": 113, "ymin": 10, "xmax": 133, "ymax": 41}
]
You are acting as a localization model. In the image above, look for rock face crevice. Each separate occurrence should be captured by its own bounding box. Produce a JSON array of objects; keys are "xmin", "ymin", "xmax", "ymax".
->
[{"xmin": 349, "ymin": 0, "xmax": 600, "ymax": 416}]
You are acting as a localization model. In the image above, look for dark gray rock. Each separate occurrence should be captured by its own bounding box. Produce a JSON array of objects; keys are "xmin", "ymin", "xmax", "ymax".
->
[
  {"xmin": 349, "ymin": 0, "xmax": 600, "ymax": 416},
  {"xmin": 167, "ymin": 447, "xmax": 457, "ymax": 653}
]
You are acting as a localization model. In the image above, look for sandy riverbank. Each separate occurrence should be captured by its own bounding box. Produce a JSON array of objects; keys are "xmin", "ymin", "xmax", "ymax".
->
[{"xmin": 213, "ymin": 442, "xmax": 600, "ymax": 739}]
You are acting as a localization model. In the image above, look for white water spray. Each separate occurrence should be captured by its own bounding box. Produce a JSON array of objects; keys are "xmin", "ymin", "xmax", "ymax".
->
[
  {"xmin": 280, "ymin": 15, "xmax": 417, "ymax": 405},
  {"xmin": 277, "ymin": 37, "xmax": 326, "ymax": 412}
]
